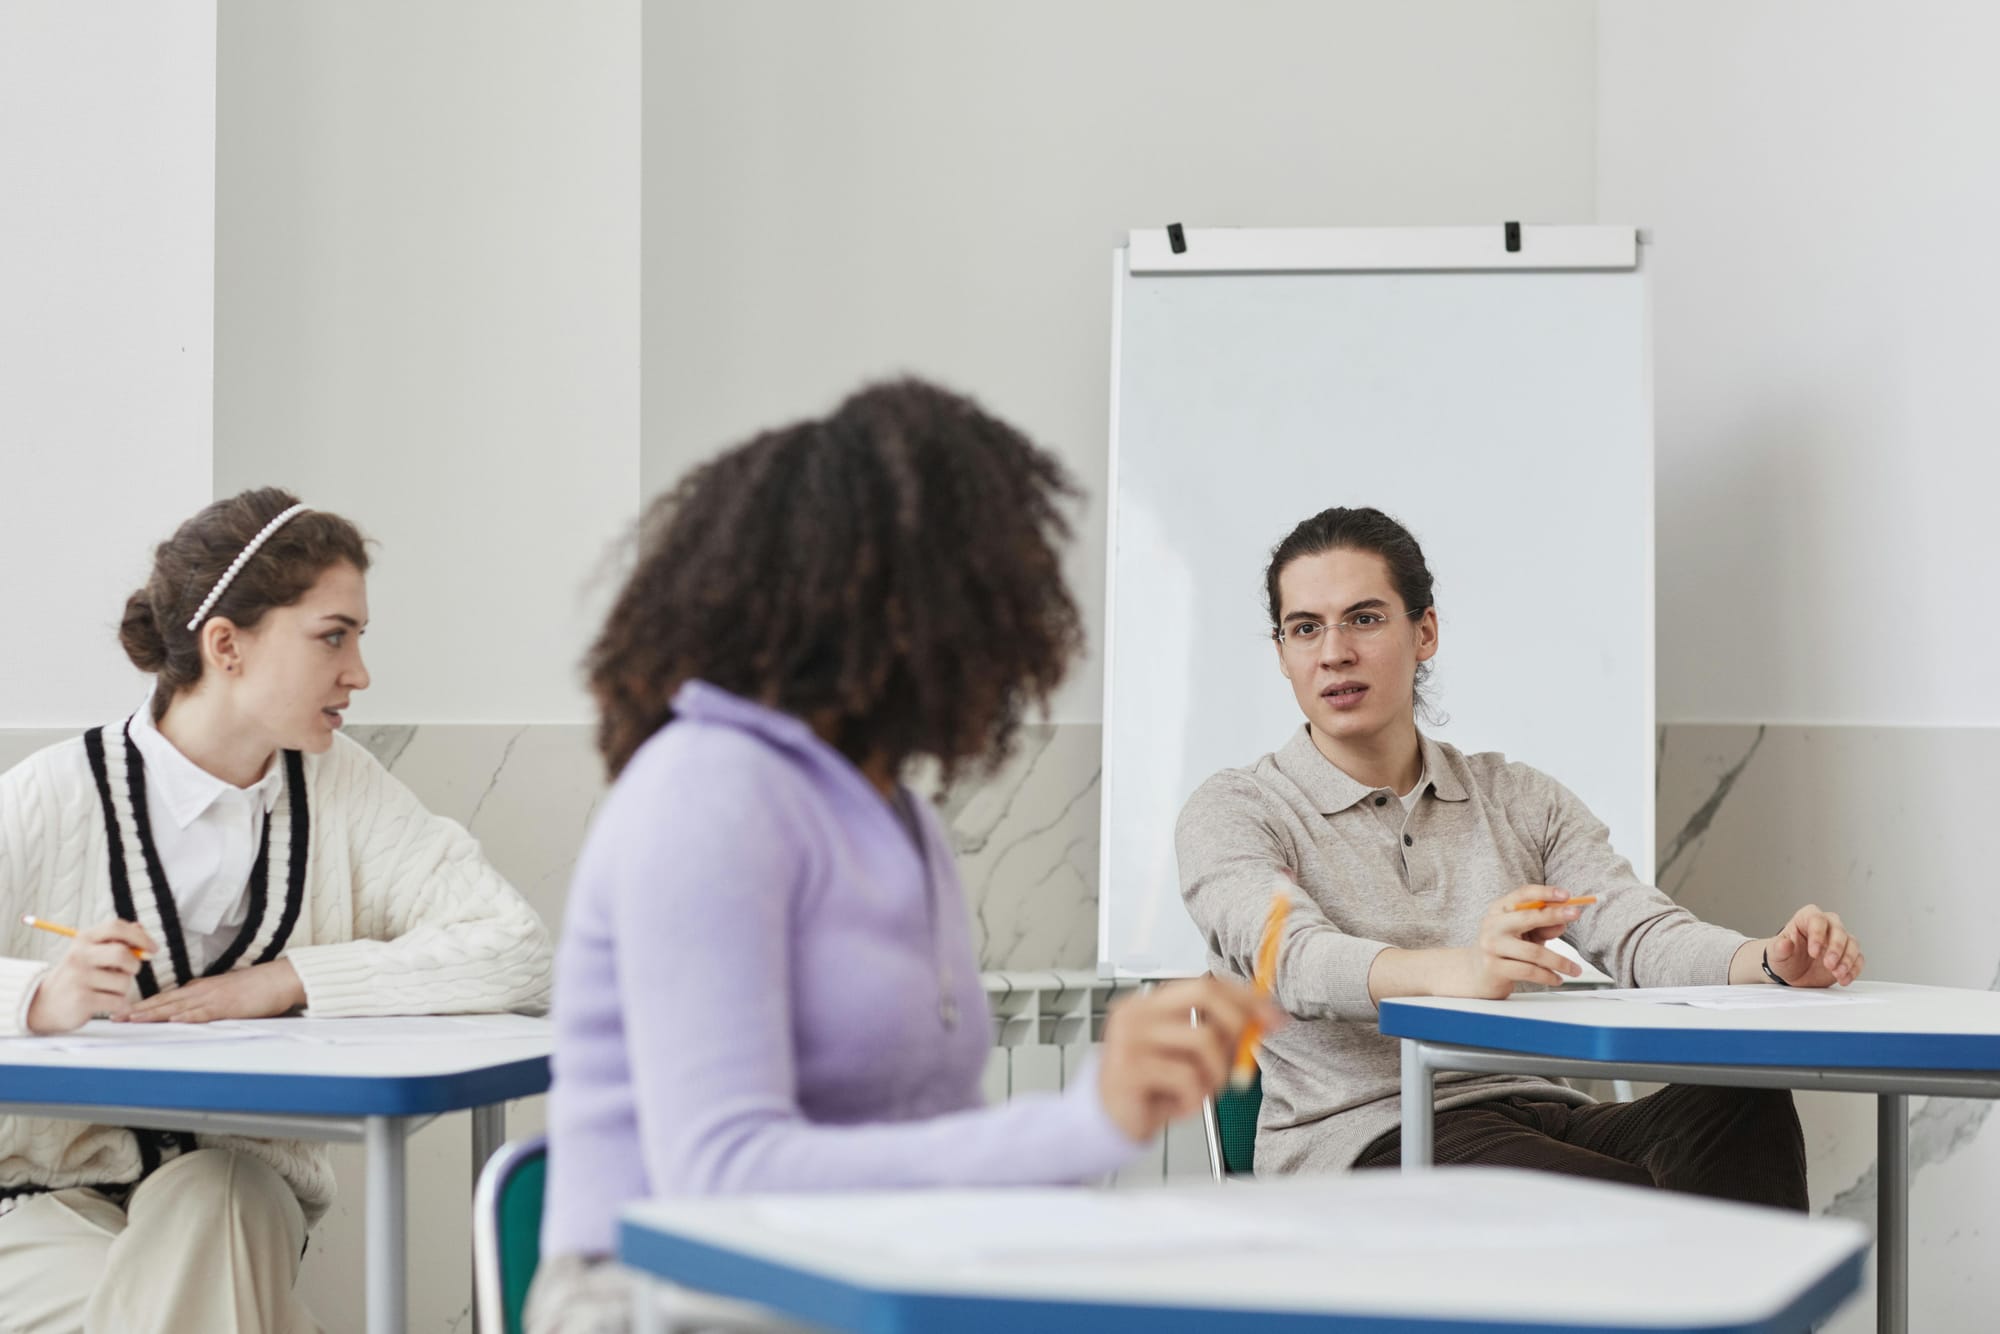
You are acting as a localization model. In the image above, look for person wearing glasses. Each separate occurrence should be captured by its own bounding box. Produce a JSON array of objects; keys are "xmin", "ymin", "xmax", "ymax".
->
[{"xmin": 1176, "ymin": 505, "xmax": 1864, "ymax": 1203}]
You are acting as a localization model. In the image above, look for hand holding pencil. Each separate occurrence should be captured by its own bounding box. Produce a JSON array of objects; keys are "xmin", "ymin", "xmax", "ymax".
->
[
  {"xmin": 23, "ymin": 915, "xmax": 150, "ymax": 960},
  {"xmin": 1453, "ymin": 885, "xmax": 1593, "ymax": 1000},
  {"xmin": 1094, "ymin": 964, "xmax": 1286, "ymax": 1145},
  {"xmin": 18, "ymin": 914, "xmax": 156, "ymax": 1035}
]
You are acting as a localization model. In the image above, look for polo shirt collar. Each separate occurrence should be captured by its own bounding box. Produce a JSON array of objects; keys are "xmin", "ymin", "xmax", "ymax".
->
[{"xmin": 1274, "ymin": 725, "xmax": 1468, "ymax": 813}]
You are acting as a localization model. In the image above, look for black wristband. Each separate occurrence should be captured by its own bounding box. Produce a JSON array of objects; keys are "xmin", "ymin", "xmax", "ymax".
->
[{"xmin": 1761, "ymin": 947, "xmax": 1792, "ymax": 987}]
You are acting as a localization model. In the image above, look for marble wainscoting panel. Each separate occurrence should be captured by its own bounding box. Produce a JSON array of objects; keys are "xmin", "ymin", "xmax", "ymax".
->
[
  {"xmin": 343, "ymin": 722, "xmax": 604, "ymax": 935},
  {"xmin": 922, "ymin": 722, "xmax": 1104, "ymax": 972},
  {"xmin": 1656, "ymin": 722, "xmax": 2000, "ymax": 1334}
]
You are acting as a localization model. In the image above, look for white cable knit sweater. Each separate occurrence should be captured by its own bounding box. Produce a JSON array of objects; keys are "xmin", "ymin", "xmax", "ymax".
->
[{"xmin": 0, "ymin": 719, "xmax": 554, "ymax": 1225}]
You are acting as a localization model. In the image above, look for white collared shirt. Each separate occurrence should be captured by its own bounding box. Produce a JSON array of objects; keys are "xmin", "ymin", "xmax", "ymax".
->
[{"xmin": 125, "ymin": 697, "xmax": 285, "ymax": 976}]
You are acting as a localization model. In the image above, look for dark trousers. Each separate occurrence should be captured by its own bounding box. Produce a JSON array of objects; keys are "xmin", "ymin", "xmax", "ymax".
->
[{"xmin": 1353, "ymin": 1085, "xmax": 1809, "ymax": 1212}]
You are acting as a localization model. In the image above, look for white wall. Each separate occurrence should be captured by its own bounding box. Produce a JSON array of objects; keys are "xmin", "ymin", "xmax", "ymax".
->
[
  {"xmin": 0, "ymin": 3, "xmax": 217, "ymax": 726},
  {"xmin": 1604, "ymin": 8, "xmax": 2000, "ymax": 1328},
  {"xmin": 213, "ymin": 7, "xmax": 638, "ymax": 1329},
  {"xmin": 216, "ymin": 1, "xmax": 642, "ymax": 725},
  {"xmin": 643, "ymin": 0, "xmax": 1600, "ymax": 721},
  {"xmin": 1600, "ymin": 0, "xmax": 2000, "ymax": 726}
]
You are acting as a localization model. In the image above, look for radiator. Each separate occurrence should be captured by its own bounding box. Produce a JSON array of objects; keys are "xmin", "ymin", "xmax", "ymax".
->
[{"xmin": 977, "ymin": 970, "xmax": 1211, "ymax": 1184}]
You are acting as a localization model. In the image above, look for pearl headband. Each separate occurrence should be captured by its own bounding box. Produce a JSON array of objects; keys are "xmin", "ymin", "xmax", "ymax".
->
[{"xmin": 184, "ymin": 503, "xmax": 311, "ymax": 632}]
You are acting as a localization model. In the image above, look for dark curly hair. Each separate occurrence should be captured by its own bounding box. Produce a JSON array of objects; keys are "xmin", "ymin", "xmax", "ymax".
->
[
  {"xmin": 587, "ymin": 378, "xmax": 1082, "ymax": 781},
  {"xmin": 121, "ymin": 488, "xmax": 372, "ymax": 721}
]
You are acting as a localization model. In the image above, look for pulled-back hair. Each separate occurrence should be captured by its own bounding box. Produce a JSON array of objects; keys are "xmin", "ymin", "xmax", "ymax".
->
[
  {"xmin": 587, "ymin": 378, "xmax": 1082, "ymax": 781},
  {"xmin": 120, "ymin": 488, "xmax": 371, "ymax": 719},
  {"xmin": 1265, "ymin": 505, "xmax": 1441, "ymax": 720}
]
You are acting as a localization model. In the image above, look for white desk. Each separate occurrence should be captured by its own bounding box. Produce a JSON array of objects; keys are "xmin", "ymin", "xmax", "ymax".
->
[
  {"xmin": 1380, "ymin": 981, "xmax": 2000, "ymax": 1334},
  {"xmin": 619, "ymin": 1170, "xmax": 1867, "ymax": 1332},
  {"xmin": 0, "ymin": 1014, "xmax": 553, "ymax": 1334}
]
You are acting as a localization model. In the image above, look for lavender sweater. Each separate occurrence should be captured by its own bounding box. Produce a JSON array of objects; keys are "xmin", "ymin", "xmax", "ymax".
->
[{"xmin": 541, "ymin": 682, "xmax": 1138, "ymax": 1258}]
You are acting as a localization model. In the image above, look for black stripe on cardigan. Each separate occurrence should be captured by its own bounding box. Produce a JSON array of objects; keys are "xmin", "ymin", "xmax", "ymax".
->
[
  {"xmin": 253, "ymin": 751, "xmax": 309, "ymax": 966},
  {"xmin": 202, "ymin": 817, "xmax": 271, "ymax": 977},
  {"xmin": 83, "ymin": 727, "xmax": 160, "ymax": 998},
  {"xmin": 121, "ymin": 725, "xmax": 194, "ymax": 989}
]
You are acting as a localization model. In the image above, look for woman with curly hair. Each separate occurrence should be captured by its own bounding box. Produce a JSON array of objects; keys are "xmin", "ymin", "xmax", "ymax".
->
[{"xmin": 533, "ymin": 379, "xmax": 1277, "ymax": 1331}]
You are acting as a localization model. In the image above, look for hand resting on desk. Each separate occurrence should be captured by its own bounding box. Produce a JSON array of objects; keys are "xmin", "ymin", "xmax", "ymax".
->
[
  {"xmin": 123, "ymin": 958, "xmax": 308, "ymax": 1024},
  {"xmin": 25, "ymin": 917, "xmax": 310, "ymax": 1031},
  {"xmin": 1730, "ymin": 904, "xmax": 1864, "ymax": 989}
]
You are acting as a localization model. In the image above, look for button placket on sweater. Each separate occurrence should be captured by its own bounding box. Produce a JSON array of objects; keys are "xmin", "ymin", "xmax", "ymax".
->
[
  {"xmin": 1395, "ymin": 793, "xmax": 1426, "ymax": 892},
  {"xmin": 1363, "ymin": 793, "xmax": 1422, "ymax": 892}
]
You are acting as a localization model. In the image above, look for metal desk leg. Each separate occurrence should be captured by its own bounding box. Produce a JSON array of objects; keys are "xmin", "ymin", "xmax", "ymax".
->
[
  {"xmin": 470, "ymin": 1102, "xmax": 507, "ymax": 1334},
  {"xmin": 1400, "ymin": 1040, "xmax": 1434, "ymax": 1171},
  {"xmin": 472, "ymin": 1102, "xmax": 505, "ymax": 1184},
  {"xmin": 1879, "ymin": 1093, "xmax": 1909, "ymax": 1334},
  {"xmin": 631, "ymin": 1274, "xmax": 667, "ymax": 1334},
  {"xmin": 366, "ymin": 1115, "xmax": 411, "ymax": 1334}
]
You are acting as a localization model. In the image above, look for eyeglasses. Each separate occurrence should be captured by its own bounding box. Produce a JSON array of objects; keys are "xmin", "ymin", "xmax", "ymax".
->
[{"xmin": 1273, "ymin": 607, "xmax": 1427, "ymax": 654}]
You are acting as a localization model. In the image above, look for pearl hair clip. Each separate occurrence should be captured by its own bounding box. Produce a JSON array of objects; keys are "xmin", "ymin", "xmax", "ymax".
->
[{"xmin": 185, "ymin": 503, "xmax": 311, "ymax": 632}]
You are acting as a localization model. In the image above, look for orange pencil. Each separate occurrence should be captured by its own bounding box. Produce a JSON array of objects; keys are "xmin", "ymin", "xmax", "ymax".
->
[
  {"xmin": 1506, "ymin": 895, "xmax": 1597, "ymax": 912},
  {"xmin": 1230, "ymin": 889, "xmax": 1290, "ymax": 1088},
  {"xmin": 21, "ymin": 915, "xmax": 150, "ymax": 961}
]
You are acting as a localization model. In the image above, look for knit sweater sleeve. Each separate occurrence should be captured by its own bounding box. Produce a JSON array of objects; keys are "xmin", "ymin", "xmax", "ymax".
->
[
  {"xmin": 285, "ymin": 737, "xmax": 554, "ymax": 1017},
  {"xmin": 1178, "ymin": 770, "xmax": 1391, "ymax": 1022},
  {"xmin": 1527, "ymin": 766, "xmax": 1745, "ymax": 988},
  {"xmin": 0, "ymin": 747, "xmax": 81, "ymax": 1036}
]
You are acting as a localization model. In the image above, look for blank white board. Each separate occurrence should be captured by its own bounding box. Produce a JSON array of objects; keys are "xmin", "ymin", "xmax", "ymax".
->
[{"xmin": 1100, "ymin": 226, "xmax": 1654, "ymax": 977}]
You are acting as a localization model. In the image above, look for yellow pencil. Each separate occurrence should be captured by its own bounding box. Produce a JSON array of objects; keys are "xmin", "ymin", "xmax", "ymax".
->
[
  {"xmin": 1506, "ymin": 895, "xmax": 1598, "ymax": 912},
  {"xmin": 1230, "ymin": 889, "xmax": 1290, "ymax": 1088},
  {"xmin": 21, "ymin": 915, "xmax": 150, "ymax": 961}
]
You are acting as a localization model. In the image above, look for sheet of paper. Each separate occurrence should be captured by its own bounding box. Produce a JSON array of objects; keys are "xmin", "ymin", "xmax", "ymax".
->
[
  {"xmin": 1590, "ymin": 985, "xmax": 1882, "ymax": 1011},
  {"xmin": 751, "ymin": 1178, "xmax": 1679, "ymax": 1266},
  {"xmin": 0, "ymin": 1020, "xmax": 289, "ymax": 1052},
  {"xmin": 209, "ymin": 1014, "xmax": 549, "ymax": 1045},
  {"xmin": 753, "ymin": 1193, "xmax": 1298, "ymax": 1264}
]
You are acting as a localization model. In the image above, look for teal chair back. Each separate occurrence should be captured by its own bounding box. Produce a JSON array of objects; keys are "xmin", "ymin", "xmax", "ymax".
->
[
  {"xmin": 473, "ymin": 1135, "xmax": 547, "ymax": 1334},
  {"xmin": 1202, "ymin": 1069, "xmax": 1263, "ymax": 1179}
]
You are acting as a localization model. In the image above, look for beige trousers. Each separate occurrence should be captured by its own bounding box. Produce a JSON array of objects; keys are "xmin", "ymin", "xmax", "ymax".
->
[
  {"xmin": 0, "ymin": 1149, "xmax": 319, "ymax": 1334},
  {"xmin": 527, "ymin": 1253, "xmax": 812, "ymax": 1334}
]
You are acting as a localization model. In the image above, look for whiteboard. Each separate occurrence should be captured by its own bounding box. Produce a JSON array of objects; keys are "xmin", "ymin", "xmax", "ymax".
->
[{"xmin": 1099, "ymin": 227, "xmax": 1654, "ymax": 978}]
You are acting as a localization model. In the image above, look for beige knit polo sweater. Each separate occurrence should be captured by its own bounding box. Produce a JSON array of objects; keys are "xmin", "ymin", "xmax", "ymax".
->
[{"xmin": 1178, "ymin": 727, "xmax": 1747, "ymax": 1175}]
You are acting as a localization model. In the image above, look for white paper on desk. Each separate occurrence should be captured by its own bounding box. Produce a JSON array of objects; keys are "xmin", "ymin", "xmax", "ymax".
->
[
  {"xmin": 752, "ymin": 1179, "xmax": 1679, "ymax": 1266},
  {"xmin": 0, "ymin": 1020, "xmax": 289, "ymax": 1052},
  {"xmin": 1591, "ymin": 985, "xmax": 1882, "ymax": 1011},
  {"xmin": 210, "ymin": 1014, "xmax": 548, "ymax": 1045},
  {"xmin": 753, "ymin": 1194, "xmax": 1301, "ymax": 1265}
]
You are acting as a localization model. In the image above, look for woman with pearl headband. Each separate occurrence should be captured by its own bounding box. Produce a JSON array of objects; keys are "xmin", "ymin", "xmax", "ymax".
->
[{"xmin": 0, "ymin": 487, "xmax": 552, "ymax": 1334}]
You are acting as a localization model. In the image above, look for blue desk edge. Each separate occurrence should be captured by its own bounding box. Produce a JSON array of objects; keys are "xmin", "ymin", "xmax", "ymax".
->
[
  {"xmin": 0, "ymin": 1054, "xmax": 549, "ymax": 1116},
  {"xmin": 1378, "ymin": 999, "xmax": 2000, "ymax": 1070},
  {"xmin": 616, "ymin": 1216, "xmax": 1866, "ymax": 1334}
]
